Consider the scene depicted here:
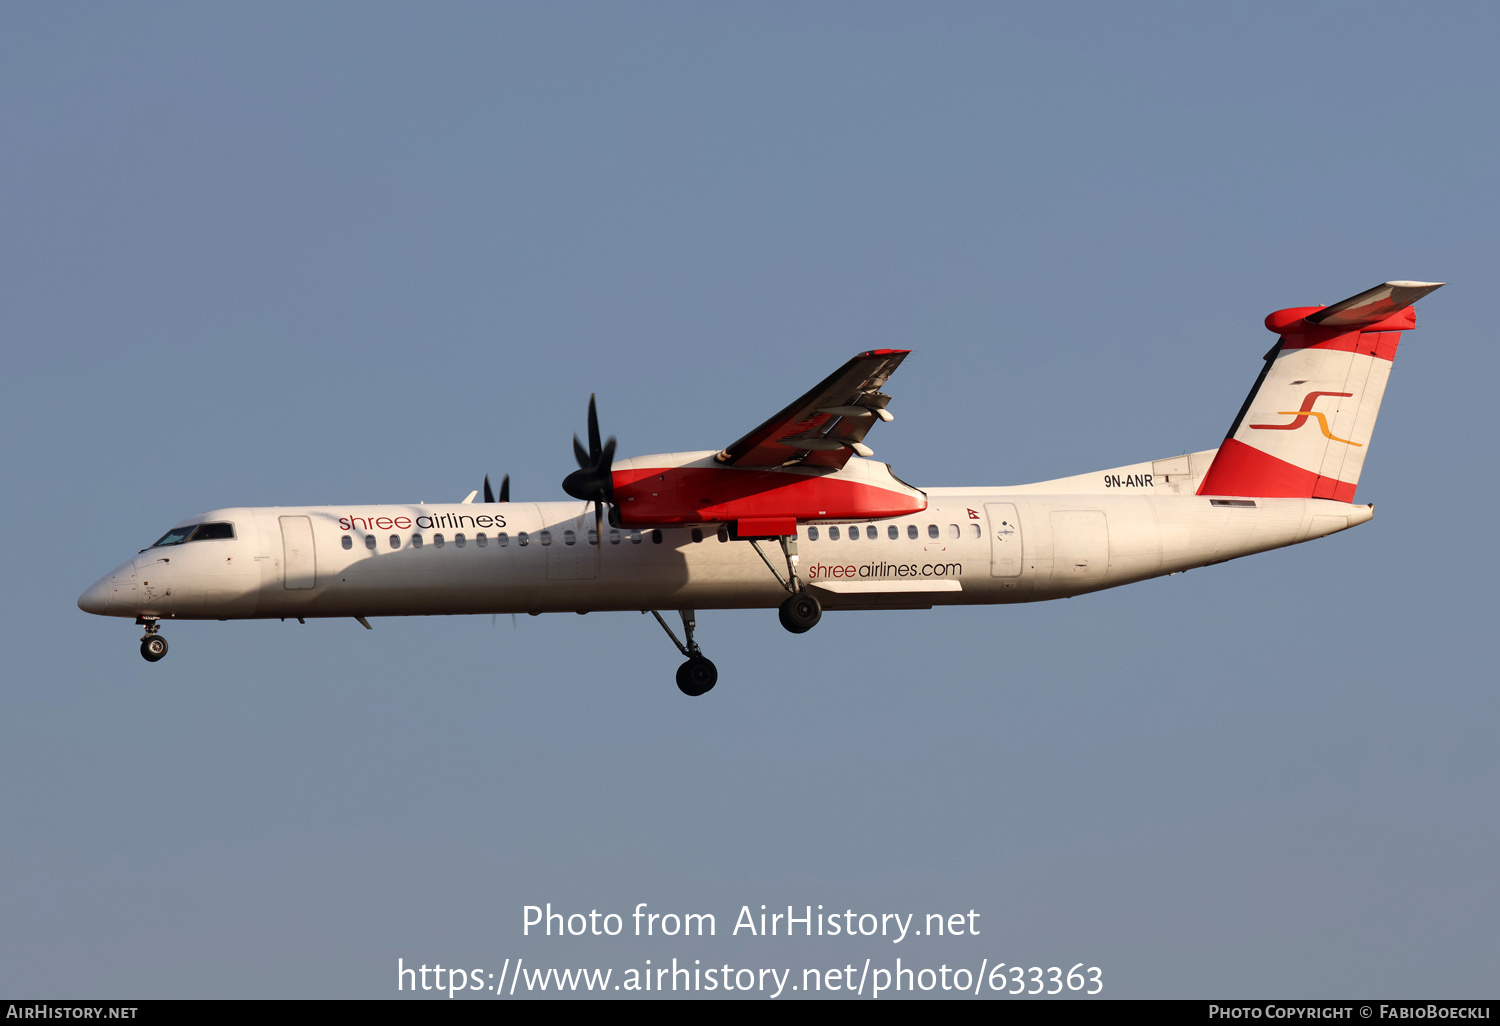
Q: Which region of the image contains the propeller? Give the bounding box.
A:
[482,474,510,503]
[561,393,616,535]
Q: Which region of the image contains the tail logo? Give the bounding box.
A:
[1249,391,1362,447]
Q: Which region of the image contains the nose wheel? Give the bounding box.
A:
[138,619,168,662]
[649,609,718,696]
[675,656,718,697]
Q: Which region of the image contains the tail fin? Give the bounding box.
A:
[1197,281,1443,501]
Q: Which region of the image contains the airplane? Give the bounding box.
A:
[79,280,1443,696]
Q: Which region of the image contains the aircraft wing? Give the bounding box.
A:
[715,349,911,469]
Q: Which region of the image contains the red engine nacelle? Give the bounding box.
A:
[609,452,926,529]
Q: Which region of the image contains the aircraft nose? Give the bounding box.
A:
[78,578,112,615]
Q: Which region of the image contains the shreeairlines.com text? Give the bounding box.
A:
[398,957,1103,997]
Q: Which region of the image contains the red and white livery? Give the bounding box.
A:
[79,280,1444,695]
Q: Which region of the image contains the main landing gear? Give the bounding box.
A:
[749,533,823,635]
[646,530,825,696]
[138,617,168,662]
[649,609,718,696]
[778,591,822,633]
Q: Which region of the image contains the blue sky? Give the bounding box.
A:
[2,1,1496,998]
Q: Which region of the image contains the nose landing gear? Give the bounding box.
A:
[137,617,168,662]
[649,609,718,696]
[674,655,718,697]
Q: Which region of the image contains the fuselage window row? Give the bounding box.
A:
[340,521,977,554]
[805,522,965,543]
[350,528,699,550]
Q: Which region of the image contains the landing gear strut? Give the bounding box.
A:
[649,609,718,696]
[750,533,823,634]
[137,617,168,662]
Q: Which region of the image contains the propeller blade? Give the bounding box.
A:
[499,474,510,503]
[587,394,602,459]
[562,394,618,512]
[600,439,616,498]
[483,475,494,503]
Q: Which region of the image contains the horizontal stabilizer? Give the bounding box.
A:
[1304,281,1444,328]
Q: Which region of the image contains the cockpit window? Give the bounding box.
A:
[150,525,198,548]
[148,521,235,548]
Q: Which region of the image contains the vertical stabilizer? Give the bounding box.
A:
[1197,281,1442,501]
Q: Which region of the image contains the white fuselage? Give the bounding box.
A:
[78,451,1372,622]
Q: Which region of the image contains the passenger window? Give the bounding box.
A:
[630,530,642,544]
[564,530,576,546]
[907,525,918,540]
[390,535,401,549]
[888,525,899,540]
[342,536,353,550]
[970,523,982,539]
[829,526,840,540]
[928,524,939,539]
[455,533,466,548]
[848,527,858,541]
[476,533,487,548]
[651,529,663,544]
[191,522,235,541]
[540,530,552,546]
[365,534,377,550]
[807,526,820,541]
[691,528,703,543]
[609,530,621,545]
[867,525,877,539]
[948,524,959,539]
[497,532,509,547]
[434,533,445,548]
[517,532,529,547]
[411,534,423,549]
[587,529,598,546]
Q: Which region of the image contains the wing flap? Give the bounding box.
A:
[717,350,910,469]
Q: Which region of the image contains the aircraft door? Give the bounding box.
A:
[279,516,317,589]
[1050,510,1109,579]
[985,502,1023,578]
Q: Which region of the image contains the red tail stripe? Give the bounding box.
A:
[1197,438,1356,502]
[1279,330,1402,360]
